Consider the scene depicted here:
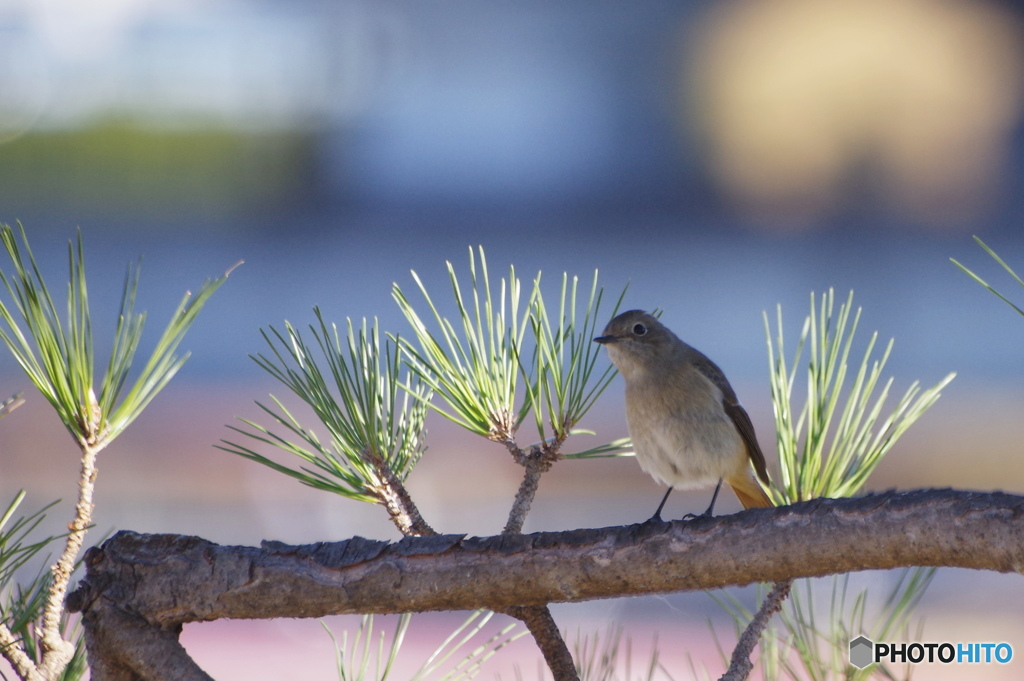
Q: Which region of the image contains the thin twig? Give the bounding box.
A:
[495,435,527,465]
[503,435,564,535]
[0,622,43,681]
[504,453,547,535]
[506,606,579,681]
[719,579,793,681]
[368,451,436,538]
[500,434,577,680]
[39,445,100,679]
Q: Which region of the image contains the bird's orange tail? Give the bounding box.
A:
[727,473,773,509]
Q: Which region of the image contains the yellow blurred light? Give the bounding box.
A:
[689,0,1024,227]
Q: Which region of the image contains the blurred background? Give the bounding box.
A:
[2,0,1024,678]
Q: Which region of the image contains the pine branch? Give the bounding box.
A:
[67,489,1024,681]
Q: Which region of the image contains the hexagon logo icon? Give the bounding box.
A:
[850,636,874,669]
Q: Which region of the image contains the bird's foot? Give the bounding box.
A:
[640,511,669,527]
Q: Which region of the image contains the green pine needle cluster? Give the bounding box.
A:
[222,311,430,502]
[0,492,58,601]
[392,248,532,443]
[0,223,235,450]
[765,289,955,503]
[528,271,624,445]
[233,246,631,505]
[394,246,629,457]
[325,610,524,681]
[0,224,231,681]
[702,287,954,681]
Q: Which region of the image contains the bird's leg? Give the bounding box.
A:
[683,478,723,520]
[702,478,724,517]
[646,487,673,523]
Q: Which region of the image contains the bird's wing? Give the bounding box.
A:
[723,401,770,485]
[690,352,771,486]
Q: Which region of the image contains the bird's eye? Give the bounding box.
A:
[632,323,647,336]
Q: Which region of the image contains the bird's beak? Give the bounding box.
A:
[593,334,618,345]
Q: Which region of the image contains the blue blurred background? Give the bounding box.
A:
[2,0,1024,677]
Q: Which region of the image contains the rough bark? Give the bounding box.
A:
[81,606,212,681]
[506,605,579,680]
[68,489,1024,680]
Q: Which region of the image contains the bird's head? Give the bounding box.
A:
[593,309,679,379]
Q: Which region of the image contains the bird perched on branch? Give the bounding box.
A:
[594,309,771,520]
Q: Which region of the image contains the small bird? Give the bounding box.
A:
[594,310,772,519]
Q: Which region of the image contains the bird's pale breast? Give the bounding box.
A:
[623,368,745,489]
